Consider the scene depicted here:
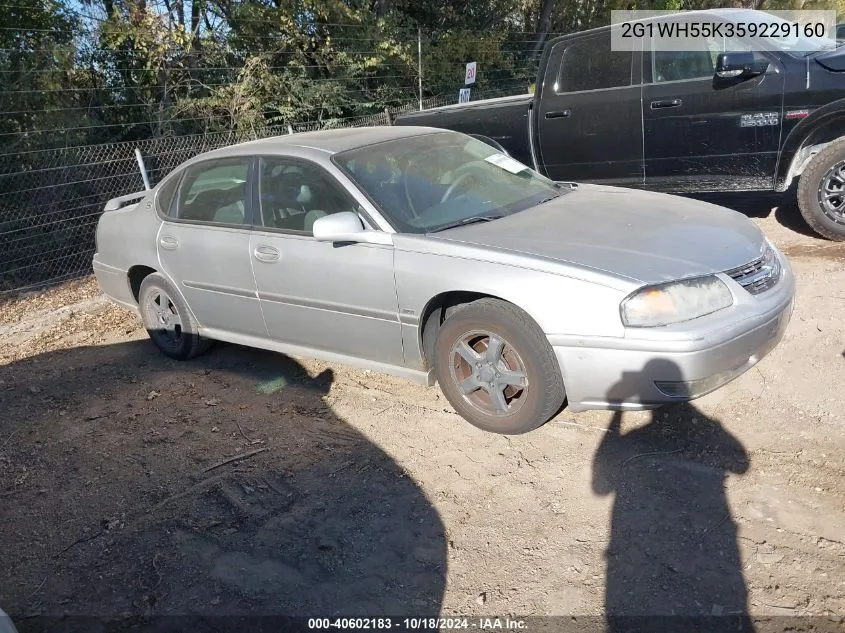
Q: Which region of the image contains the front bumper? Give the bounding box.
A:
[552,256,795,412]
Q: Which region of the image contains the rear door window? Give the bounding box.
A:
[174,158,251,225]
[559,33,633,93]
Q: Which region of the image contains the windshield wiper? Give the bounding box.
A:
[429,215,503,233]
[537,195,560,204]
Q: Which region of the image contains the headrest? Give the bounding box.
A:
[296,184,313,204]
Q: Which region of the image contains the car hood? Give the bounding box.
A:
[433,184,766,284]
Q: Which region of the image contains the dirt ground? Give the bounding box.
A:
[1,196,844,631]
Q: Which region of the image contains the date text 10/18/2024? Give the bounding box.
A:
[308,618,528,630]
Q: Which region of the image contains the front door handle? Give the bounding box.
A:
[159,235,179,250]
[544,109,572,119]
[650,99,683,109]
[253,244,281,263]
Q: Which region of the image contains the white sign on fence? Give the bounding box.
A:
[458,88,471,104]
[465,61,477,85]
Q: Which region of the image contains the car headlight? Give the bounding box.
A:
[621,275,734,327]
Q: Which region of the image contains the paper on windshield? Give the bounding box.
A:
[485,153,529,174]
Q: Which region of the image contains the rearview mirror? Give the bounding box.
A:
[312,211,393,245]
[715,51,770,82]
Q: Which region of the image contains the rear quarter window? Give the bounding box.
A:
[156,172,182,217]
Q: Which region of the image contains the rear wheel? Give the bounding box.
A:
[797,137,845,241]
[138,273,212,360]
[433,298,565,434]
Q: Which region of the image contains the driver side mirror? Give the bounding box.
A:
[312,211,393,245]
[715,51,770,83]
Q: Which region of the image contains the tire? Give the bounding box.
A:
[138,273,212,360]
[433,298,565,434]
[797,137,845,241]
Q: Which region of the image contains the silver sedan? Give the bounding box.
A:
[93,127,794,434]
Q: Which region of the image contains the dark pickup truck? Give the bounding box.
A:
[396,9,845,239]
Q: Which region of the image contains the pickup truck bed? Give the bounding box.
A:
[396,94,535,169]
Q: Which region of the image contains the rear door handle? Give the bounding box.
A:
[159,235,179,250]
[544,109,572,119]
[650,99,683,109]
[253,244,281,263]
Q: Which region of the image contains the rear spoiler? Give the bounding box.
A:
[104,191,147,211]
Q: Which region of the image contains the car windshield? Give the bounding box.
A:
[333,132,565,234]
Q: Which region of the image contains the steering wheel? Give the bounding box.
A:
[402,154,427,218]
[440,162,484,203]
[403,149,446,218]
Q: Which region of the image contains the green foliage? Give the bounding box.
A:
[2,0,843,153]
[0,0,79,152]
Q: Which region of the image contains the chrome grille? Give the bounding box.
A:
[724,247,781,295]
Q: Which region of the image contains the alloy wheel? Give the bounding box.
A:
[144,288,183,351]
[449,330,529,417]
[818,159,845,224]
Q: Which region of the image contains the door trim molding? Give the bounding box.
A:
[258,291,398,322]
[183,280,258,299]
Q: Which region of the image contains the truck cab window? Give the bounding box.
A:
[653,49,715,82]
[652,33,751,83]
[559,34,632,93]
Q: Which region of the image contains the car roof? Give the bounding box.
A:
[198,125,446,160]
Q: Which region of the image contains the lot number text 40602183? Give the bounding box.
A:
[307,617,528,630]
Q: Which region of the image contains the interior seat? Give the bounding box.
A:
[183,184,245,223]
[303,209,328,232]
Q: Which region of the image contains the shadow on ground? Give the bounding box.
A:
[0,340,446,631]
[593,360,754,632]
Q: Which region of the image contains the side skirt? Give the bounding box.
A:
[199,327,437,387]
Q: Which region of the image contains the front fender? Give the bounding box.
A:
[775,97,845,190]
[394,248,628,368]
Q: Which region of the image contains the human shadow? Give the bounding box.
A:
[0,340,446,631]
[592,359,754,633]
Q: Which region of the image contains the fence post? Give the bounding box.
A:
[384,108,393,126]
[418,26,423,111]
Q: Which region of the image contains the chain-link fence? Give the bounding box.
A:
[0,94,474,296]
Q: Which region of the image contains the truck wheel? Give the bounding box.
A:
[433,298,565,434]
[139,273,212,360]
[797,137,845,241]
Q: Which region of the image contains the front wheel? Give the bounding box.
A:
[433,299,566,434]
[797,137,845,241]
